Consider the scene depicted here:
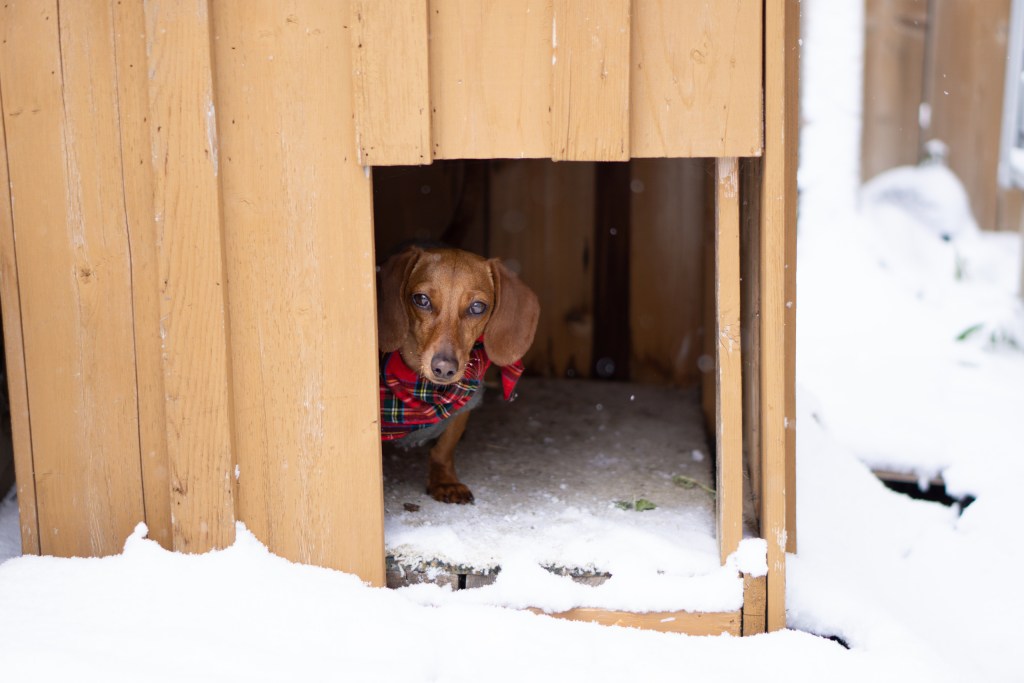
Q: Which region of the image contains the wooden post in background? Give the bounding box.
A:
[861,0,928,181]
[925,0,1021,232]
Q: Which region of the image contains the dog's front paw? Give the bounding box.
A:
[427,482,475,504]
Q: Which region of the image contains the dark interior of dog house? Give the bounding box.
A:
[372,159,752,589]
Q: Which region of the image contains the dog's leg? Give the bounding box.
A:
[426,410,474,504]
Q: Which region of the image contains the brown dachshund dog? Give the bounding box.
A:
[377,246,540,504]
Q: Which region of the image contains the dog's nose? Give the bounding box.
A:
[431,354,458,381]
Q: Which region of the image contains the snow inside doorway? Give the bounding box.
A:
[382,378,759,612]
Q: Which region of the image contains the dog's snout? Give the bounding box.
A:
[431,353,459,381]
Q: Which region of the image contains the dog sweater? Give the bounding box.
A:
[379,340,524,441]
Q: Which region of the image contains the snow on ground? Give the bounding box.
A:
[1,0,1023,680]
[383,379,750,613]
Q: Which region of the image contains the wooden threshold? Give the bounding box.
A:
[527,573,767,637]
[530,607,741,637]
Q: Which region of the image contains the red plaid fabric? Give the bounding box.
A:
[380,340,524,441]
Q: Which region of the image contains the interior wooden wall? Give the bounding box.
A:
[862,0,1024,231]
[373,159,709,387]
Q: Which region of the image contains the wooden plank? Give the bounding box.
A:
[924,0,1018,230]
[429,0,553,159]
[861,0,928,181]
[112,0,173,551]
[551,0,631,161]
[592,163,631,380]
[715,158,743,564]
[144,0,235,554]
[351,0,431,165]
[784,11,800,554]
[741,573,767,635]
[531,607,742,636]
[489,161,594,378]
[629,159,708,387]
[700,161,716,431]
[740,158,763,525]
[211,1,384,584]
[760,0,799,631]
[0,62,40,556]
[0,1,145,557]
[630,0,763,158]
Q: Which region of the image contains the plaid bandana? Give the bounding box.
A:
[380,340,524,441]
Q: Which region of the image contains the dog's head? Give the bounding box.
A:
[377,246,540,384]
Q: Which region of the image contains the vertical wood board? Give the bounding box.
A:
[630,0,763,158]
[551,0,631,161]
[861,0,928,181]
[592,163,631,380]
[429,0,553,159]
[212,0,385,583]
[925,0,1018,230]
[351,0,431,165]
[760,0,797,632]
[112,0,174,550]
[783,0,800,555]
[740,157,763,525]
[629,159,707,387]
[144,0,236,553]
[0,56,40,556]
[0,1,145,557]
[715,158,742,564]
[490,161,595,378]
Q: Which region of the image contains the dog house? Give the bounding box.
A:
[0,0,797,635]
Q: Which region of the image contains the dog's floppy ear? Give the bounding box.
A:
[377,247,421,352]
[484,259,540,366]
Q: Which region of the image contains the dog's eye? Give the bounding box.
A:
[412,293,431,310]
[468,301,488,316]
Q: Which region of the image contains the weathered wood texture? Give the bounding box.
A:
[112,0,173,551]
[741,573,767,635]
[863,0,1023,231]
[360,0,762,162]
[629,159,708,387]
[429,0,554,159]
[861,0,928,180]
[630,0,763,157]
[0,58,39,556]
[211,1,384,582]
[0,1,145,557]
[144,0,237,554]
[552,1,632,161]
[761,0,799,631]
[715,158,743,564]
[531,607,742,636]
[351,0,432,165]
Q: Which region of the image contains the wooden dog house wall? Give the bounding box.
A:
[0,1,797,633]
